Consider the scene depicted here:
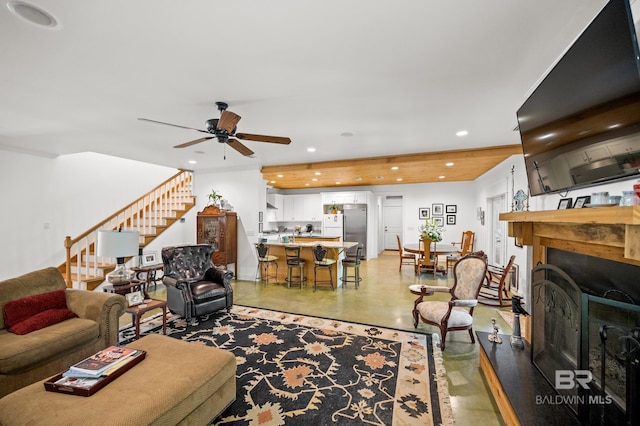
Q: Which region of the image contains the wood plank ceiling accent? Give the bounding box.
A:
[262,145,523,189]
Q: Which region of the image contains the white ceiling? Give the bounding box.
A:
[1,0,615,176]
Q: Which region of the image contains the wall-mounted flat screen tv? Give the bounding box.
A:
[517,0,640,196]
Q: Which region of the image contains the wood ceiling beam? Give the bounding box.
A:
[262,145,523,189]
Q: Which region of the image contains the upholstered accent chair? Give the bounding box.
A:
[162,244,233,321]
[413,251,488,350]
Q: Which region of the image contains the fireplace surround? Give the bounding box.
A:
[500,206,640,425]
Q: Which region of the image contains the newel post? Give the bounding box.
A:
[64,236,72,288]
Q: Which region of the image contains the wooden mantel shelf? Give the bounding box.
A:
[500,205,640,225]
[500,206,640,266]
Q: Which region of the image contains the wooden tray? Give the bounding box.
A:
[44,350,146,397]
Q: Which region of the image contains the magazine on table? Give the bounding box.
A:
[67,346,137,377]
[54,376,104,389]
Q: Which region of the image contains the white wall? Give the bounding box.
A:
[0,150,178,280]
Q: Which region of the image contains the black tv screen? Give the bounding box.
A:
[517,0,640,196]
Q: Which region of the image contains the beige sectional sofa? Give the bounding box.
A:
[0,267,125,398]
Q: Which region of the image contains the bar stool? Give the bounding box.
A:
[285,245,306,288]
[341,245,363,289]
[312,244,336,291]
[255,243,278,284]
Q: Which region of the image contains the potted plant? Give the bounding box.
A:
[330,203,338,214]
[419,218,444,242]
[208,190,223,207]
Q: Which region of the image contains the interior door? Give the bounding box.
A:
[382,196,403,250]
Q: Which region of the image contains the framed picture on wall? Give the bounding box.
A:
[432,203,444,216]
[434,217,444,227]
[446,204,457,214]
[419,207,430,219]
[258,211,263,223]
[557,198,573,209]
[574,195,590,208]
[446,215,456,225]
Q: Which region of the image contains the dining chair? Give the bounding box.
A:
[396,235,416,272]
[312,244,336,291]
[255,243,278,285]
[446,231,475,272]
[479,255,516,306]
[416,237,438,278]
[413,251,488,350]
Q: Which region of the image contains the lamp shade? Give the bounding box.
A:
[97,230,139,258]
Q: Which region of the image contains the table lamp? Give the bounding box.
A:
[97,229,140,285]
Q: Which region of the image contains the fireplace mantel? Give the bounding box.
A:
[500,206,640,266]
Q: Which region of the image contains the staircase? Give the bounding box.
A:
[59,170,195,290]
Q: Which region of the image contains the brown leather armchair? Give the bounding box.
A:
[162,244,233,321]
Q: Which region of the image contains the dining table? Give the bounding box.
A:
[403,243,458,256]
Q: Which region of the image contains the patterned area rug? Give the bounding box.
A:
[120,306,453,425]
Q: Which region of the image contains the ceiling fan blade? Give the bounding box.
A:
[173,137,214,148]
[226,138,255,157]
[138,118,209,133]
[217,111,241,133]
[235,133,291,144]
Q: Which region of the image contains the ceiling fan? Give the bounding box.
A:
[138,101,291,157]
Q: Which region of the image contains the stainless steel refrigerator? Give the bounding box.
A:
[343,204,367,258]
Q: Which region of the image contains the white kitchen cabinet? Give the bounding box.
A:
[304,194,322,221]
[283,195,304,221]
[267,193,284,221]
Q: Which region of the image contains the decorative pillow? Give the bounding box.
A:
[3,289,68,328]
[7,308,78,335]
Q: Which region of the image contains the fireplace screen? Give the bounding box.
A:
[582,295,640,424]
[531,264,582,412]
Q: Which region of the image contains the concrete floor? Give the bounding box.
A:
[141,251,513,425]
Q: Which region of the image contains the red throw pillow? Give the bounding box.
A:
[7,308,78,335]
[3,289,68,328]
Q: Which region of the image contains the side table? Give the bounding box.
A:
[409,284,435,296]
[103,281,148,299]
[131,264,164,290]
[125,299,167,340]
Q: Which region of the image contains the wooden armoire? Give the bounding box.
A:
[196,205,237,276]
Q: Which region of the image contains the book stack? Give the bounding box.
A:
[45,346,146,396]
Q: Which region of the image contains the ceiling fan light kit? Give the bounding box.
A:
[138,101,291,158]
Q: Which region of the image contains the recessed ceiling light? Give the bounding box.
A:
[195,150,205,154]
[277,174,283,178]
[7,1,59,28]
[456,130,468,137]
[307,147,316,152]
[314,172,321,175]
[312,178,318,182]
[439,175,445,179]
[340,132,355,137]
[336,181,341,185]
[270,180,276,184]
[305,183,310,186]
[376,176,384,179]
[188,160,197,164]
[445,162,454,167]
[391,166,399,170]
[355,177,362,181]
[396,178,403,182]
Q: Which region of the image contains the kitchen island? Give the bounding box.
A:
[259,240,358,287]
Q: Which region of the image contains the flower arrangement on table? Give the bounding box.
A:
[419,218,444,242]
[293,225,302,234]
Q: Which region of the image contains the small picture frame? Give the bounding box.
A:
[446,204,457,214]
[432,203,444,216]
[557,198,573,209]
[258,211,263,223]
[258,223,263,233]
[141,252,158,266]
[419,207,430,219]
[125,291,143,307]
[574,195,590,208]
[446,215,456,225]
[434,217,444,227]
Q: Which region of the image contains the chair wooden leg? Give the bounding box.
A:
[440,327,447,351]
[413,309,419,328]
[468,328,475,344]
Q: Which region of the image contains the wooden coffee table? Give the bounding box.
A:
[125,299,167,340]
